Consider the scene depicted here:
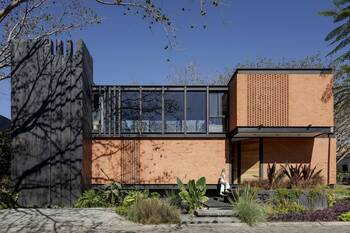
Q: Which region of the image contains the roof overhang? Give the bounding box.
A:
[230,127,332,138]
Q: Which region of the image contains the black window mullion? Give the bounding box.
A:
[206,86,209,135]
[113,86,116,136]
[139,87,142,135]
[118,86,121,136]
[108,87,111,136]
[184,86,187,135]
[162,87,164,135]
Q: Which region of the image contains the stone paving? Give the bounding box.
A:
[1,208,350,233]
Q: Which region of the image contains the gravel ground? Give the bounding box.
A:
[1,208,350,233]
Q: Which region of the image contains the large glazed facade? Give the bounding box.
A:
[11,40,336,206]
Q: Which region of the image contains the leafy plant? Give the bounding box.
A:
[269,198,350,222]
[233,185,267,226]
[102,183,125,206]
[337,171,350,184]
[0,190,18,209]
[301,164,323,181]
[127,198,181,224]
[267,163,285,189]
[176,177,209,214]
[280,163,323,188]
[281,164,303,187]
[269,188,305,214]
[74,189,107,208]
[116,190,160,216]
[333,185,350,200]
[339,211,350,221]
[0,132,11,178]
[164,190,182,207]
[272,199,306,214]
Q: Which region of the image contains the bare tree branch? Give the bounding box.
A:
[0,0,28,23]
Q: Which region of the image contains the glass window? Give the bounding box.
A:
[186,91,206,133]
[164,91,184,132]
[92,93,103,133]
[121,91,140,133]
[209,92,227,132]
[142,91,162,132]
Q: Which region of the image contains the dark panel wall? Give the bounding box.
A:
[11,39,93,207]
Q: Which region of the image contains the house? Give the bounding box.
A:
[91,69,336,187]
[0,115,11,131]
[10,39,336,207]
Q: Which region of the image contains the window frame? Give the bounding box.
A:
[91,85,228,137]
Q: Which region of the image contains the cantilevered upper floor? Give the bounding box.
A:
[228,69,334,138]
[91,69,334,139]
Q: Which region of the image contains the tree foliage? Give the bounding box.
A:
[321,0,350,162]
[168,54,328,85]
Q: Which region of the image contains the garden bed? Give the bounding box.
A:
[268,198,350,222]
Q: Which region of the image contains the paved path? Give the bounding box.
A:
[1,208,350,233]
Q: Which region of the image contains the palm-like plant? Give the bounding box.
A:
[267,163,285,189]
[321,1,350,165]
[301,164,323,181]
[320,0,350,63]
[280,163,304,187]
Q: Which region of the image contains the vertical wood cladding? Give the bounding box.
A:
[247,73,289,126]
[11,39,92,207]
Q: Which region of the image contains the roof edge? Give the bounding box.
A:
[228,68,333,84]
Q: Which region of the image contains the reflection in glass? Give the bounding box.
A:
[121,91,140,133]
[186,91,206,133]
[164,91,184,132]
[209,92,227,132]
[142,91,162,132]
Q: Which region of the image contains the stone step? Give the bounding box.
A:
[195,208,238,217]
[181,215,240,224]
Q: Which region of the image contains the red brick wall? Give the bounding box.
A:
[92,139,230,184]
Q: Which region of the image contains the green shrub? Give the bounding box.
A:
[116,205,128,216]
[127,198,181,224]
[267,163,285,189]
[275,188,302,202]
[337,171,350,184]
[164,190,182,207]
[0,132,11,178]
[115,190,160,216]
[0,191,18,209]
[234,185,266,226]
[272,199,305,214]
[333,185,350,200]
[339,211,350,221]
[176,176,209,214]
[74,189,108,208]
[102,183,126,206]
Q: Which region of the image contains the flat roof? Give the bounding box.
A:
[228,68,333,85]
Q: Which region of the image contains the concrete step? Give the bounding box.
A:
[195,208,238,217]
[181,214,240,224]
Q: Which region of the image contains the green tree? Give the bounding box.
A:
[321,0,350,163]
[168,54,327,85]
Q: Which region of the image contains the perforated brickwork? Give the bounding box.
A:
[247,73,289,126]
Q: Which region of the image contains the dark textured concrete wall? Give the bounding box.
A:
[11,39,93,207]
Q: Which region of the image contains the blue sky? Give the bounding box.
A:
[0,0,335,118]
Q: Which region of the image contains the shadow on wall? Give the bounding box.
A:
[263,138,314,164]
[92,139,171,184]
[11,39,93,207]
[91,138,230,185]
